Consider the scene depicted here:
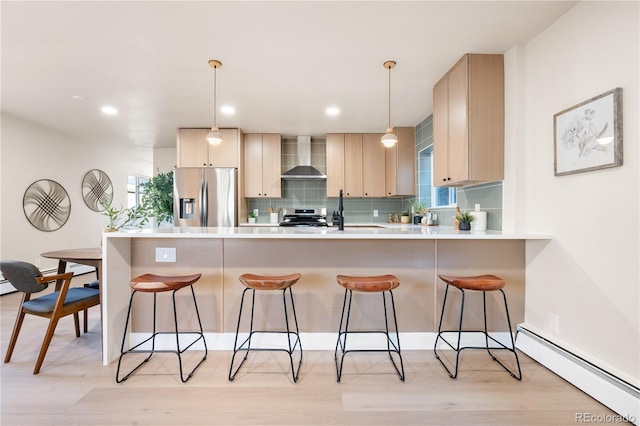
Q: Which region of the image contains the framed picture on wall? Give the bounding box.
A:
[553,88,623,176]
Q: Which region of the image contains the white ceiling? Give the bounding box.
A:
[1,1,577,149]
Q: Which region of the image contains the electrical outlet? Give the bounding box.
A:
[155,247,176,263]
[253,209,259,216]
[548,313,559,333]
[373,209,379,217]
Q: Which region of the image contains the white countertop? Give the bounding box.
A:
[106,224,550,240]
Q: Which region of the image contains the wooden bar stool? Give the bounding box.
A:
[115,273,207,383]
[334,274,405,382]
[434,274,521,380]
[229,273,303,383]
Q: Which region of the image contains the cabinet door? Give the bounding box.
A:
[244,133,264,197]
[344,134,363,197]
[385,127,416,197]
[448,55,470,183]
[394,127,416,196]
[362,133,386,197]
[326,134,345,198]
[261,134,281,198]
[177,129,209,167]
[208,128,240,168]
[467,54,504,182]
[433,77,450,186]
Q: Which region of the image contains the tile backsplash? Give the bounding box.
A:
[247,138,406,224]
[414,115,503,230]
[248,127,503,230]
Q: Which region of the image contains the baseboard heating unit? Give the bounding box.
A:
[516,325,639,424]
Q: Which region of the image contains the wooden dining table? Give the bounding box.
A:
[41,247,102,282]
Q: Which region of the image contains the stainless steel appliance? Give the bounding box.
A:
[279,209,328,227]
[173,167,237,227]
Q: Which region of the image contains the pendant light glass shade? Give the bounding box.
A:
[206,128,223,145]
[381,128,398,148]
[208,59,223,146]
[381,60,397,148]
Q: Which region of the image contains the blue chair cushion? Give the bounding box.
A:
[23,287,99,314]
[84,280,100,289]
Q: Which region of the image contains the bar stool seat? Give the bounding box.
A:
[334,274,405,382]
[115,273,207,383]
[229,273,303,383]
[434,273,521,380]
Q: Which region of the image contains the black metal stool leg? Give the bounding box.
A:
[434,285,466,379]
[229,288,253,381]
[116,291,157,383]
[435,283,522,380]
[172,285,208,383]
[484,289,522,380]
[335,289,353,382]
[283,287,303,383]
[384,290,405,381]
[229,286,303,383]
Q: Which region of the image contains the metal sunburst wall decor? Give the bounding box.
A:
[22,179,71,232]
[82,169,113,211]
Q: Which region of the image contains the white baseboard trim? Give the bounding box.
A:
[516,326,639,424]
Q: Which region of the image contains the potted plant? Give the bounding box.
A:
[248,212,257,224]
[411,199,427,224]
[400,211,411,224]
[102,201,150,231]
[140,171,174,226]
[455,210,474,231]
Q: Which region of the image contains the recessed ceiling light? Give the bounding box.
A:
[101,106,118,115]
[326,106,340,116]
[220,105,235,115]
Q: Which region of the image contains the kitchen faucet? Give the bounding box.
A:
[338,189,344,231]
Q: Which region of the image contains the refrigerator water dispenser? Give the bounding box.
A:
[179,198,195,219]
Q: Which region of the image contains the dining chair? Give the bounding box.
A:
[1,260,101,374]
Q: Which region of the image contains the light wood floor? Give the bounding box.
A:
[1,276,621,426]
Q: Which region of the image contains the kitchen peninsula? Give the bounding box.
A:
[101,226,550,364]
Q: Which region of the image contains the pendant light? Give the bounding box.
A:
[206,59,223,145]
[381,60,398,148]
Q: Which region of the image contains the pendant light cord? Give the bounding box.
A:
[387,64,392,129]
[213,64,217,129]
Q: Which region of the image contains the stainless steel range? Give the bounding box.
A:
[279,209,328,227]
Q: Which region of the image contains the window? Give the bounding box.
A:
[127,174,149,208]
[418,146,456,208]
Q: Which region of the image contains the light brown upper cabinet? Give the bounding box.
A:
[326,133,385,198]
[244,133,282,198]
[433,54,504,187]
[177,128,241,168]
[385,127,415,197]
[326,134,346,198]
[362,133,386,197]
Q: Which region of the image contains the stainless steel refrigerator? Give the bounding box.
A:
[173,167,237,227]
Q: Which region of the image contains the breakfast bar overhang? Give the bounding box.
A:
[101,226,550,365]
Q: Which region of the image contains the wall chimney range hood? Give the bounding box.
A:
[281,135,326,179]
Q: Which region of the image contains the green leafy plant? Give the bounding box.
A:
[455,211,475,223]
[249,212,256,219]
[102,202,150,230]
[411,199,427,215]
[140,171,174,224]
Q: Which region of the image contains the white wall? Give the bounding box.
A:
[153,147,177,175]
[0,113,153,272]
[505,1,639,386]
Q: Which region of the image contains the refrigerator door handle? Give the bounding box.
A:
[199,177,208,227]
